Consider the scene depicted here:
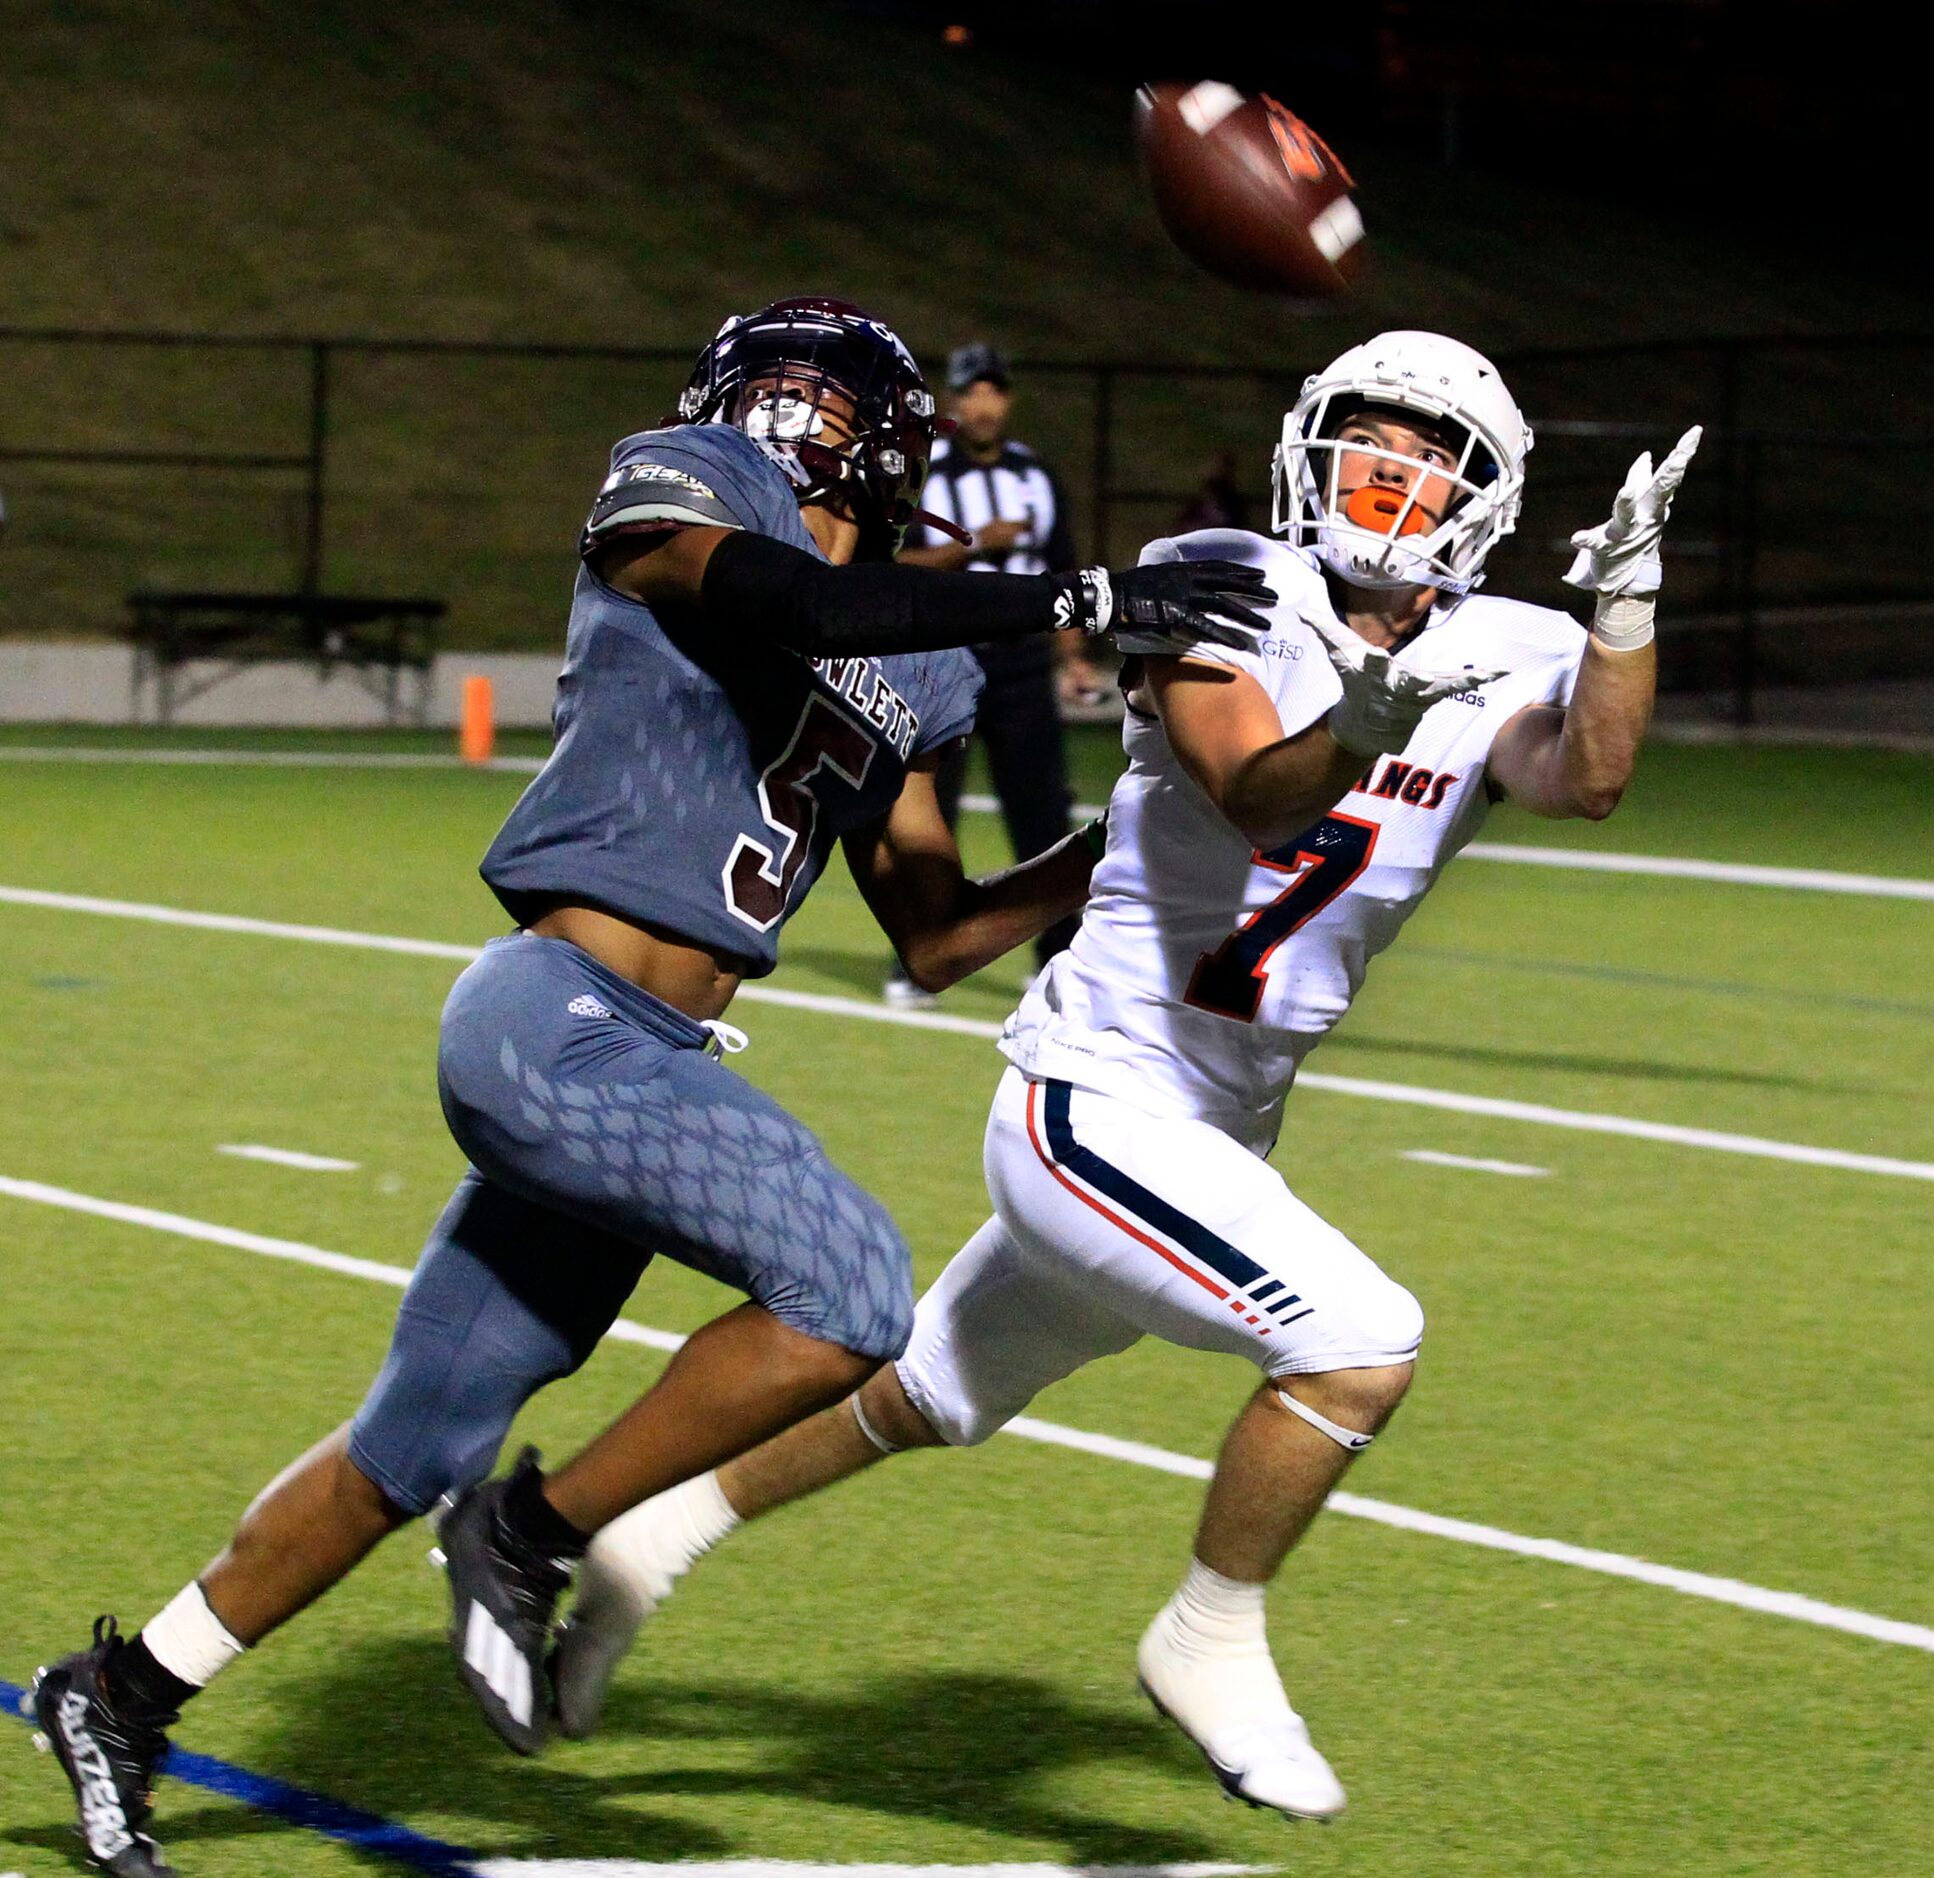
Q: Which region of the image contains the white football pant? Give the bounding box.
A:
[898,1068,1424,1447]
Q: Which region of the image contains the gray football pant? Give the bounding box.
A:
[348,932,914,1514]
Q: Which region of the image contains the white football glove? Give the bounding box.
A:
[1563,426,1703,600]
[1304,613,1505,757]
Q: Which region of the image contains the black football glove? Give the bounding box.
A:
[1051,559,1276,655]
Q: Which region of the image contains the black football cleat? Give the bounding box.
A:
[29,1617,179,1877]
[435,1447,574,1756]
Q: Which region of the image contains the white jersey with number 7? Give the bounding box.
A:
[999,528,1586,1152]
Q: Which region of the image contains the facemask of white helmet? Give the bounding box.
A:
[1270,335,1531,597]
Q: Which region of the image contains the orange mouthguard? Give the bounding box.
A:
[1343,484,1431,537]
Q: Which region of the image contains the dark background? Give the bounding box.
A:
[878,0,1909,267]
[0,0,1927,728]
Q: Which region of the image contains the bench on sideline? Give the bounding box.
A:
[125,590,446,726]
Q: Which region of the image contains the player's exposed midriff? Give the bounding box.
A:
[527,901,746,1022]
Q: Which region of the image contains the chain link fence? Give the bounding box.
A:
[2,326,1928,728]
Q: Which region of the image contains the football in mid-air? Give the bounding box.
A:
[1134,81,1364,297]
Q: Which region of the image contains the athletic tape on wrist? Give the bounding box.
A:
[1275,1389,1375,1452]
[1593,593,1656,651]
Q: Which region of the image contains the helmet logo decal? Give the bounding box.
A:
[674,298,940,559]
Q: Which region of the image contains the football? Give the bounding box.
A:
[1134,80,1365,297]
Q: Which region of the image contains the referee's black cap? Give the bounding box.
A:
[946,342,1011,393]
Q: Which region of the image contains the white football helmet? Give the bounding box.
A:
[1271,331,1531,594]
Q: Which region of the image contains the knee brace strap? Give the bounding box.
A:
[850,1392,903,1456]
[1276,1388,1374,1452]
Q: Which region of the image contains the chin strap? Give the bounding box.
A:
[909,506,972,547]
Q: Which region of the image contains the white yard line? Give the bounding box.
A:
[0,885,480,960]
[1297,1071,1934,1182]
[0,1176,419,1290]
[218,1144,361,1172]
[961,795,1934,900]
[1456,841,1934,903]
[731,978,1014,1042]
[1400,1150,1549,1177]
[0,1175,686,1354]
[2,748,1928,897]
[3,884,1930,1182]
[2,1171,1929,1656]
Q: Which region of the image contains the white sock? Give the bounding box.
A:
[577,1472,741,1622]
[1151,1559,1292,1731]
[142,1582,246,1689]
[1165,1558,1269,1660]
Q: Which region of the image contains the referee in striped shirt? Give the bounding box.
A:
[890,342,1105,1006]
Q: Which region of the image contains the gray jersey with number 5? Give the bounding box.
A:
[481,423,983,974]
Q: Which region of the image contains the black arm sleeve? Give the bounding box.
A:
[701,528,1070,658]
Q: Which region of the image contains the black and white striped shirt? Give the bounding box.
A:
[910,437,1077,577]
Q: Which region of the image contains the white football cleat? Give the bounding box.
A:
[548,1498,698,1740]
[548,1569,659,1742]
[1136,1600,1347,1821]
[549,1472,743,1740]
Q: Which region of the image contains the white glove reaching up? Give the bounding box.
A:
[1564,427,1703,600]
[1304,613,1505,757]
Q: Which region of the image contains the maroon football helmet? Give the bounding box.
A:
[679,297,953,560]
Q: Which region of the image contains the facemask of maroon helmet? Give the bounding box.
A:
[678,297,966,560]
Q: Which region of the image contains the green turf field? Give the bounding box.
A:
[2,728,1931,1877]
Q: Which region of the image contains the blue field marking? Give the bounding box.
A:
[3,1677,480,1874]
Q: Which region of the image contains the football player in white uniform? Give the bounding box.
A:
[546,333,1701,1820]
